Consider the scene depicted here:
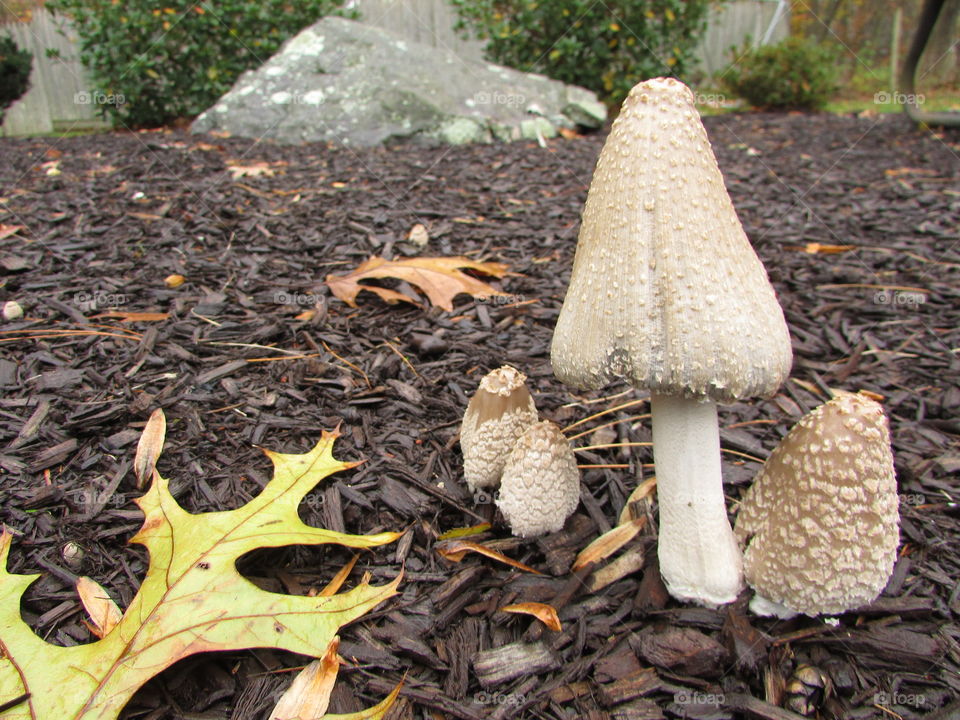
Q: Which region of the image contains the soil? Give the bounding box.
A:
[1,111,958,720]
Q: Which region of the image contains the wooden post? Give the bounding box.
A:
[891,7,902,94]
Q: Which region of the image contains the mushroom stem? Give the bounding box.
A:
[650,393,743,606]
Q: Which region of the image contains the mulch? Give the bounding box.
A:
[0,111,958,720]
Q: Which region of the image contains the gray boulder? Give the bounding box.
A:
[191,16,606,146]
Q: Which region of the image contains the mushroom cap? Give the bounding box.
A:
[497,420,581,537]
[551,77,792,403]
[460,366,538,491]
[734,392,900,616]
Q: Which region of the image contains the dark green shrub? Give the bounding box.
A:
[46,0,354,127]
[451,0,712,106]
[0,35,32,121]
[721,37,838,111]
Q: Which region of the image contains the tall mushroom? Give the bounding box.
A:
[551,78,792,606]
[735,392,900,617]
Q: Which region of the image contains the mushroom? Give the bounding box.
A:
[496,420,581,537]
[734,391,900,617]
[460,365,538,492]
[550,77,792,606]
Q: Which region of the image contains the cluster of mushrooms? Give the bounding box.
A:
[459,78,900,619]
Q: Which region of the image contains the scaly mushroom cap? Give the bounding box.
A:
[460,366,538,491]
[734,392,900,616]
[551,77,792,403]
[497,420,581,537]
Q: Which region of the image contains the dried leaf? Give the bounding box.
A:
[268,639,339,720]
[164,274,185,288]
[93,312,170,322]
[437,523,492,540]
[227,161,278,179]
[76,577,122,639]
[318,555,358,597]
[326,256,511,312]
[618,478,657,525]
[435,539,543,575]
[500,602,562,631]
[406,223,429,247]
[786,242,856,254]
[573,517,646,571]
[0,425,402,720]
[133,409,166,489]
[0,224,25,241]
[587,547,646,592]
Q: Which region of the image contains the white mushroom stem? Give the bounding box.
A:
[650,393,743,606]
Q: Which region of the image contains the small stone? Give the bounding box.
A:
[2,300,23,321]
[520,117,557,141]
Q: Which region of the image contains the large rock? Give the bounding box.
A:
[191,16,606,146]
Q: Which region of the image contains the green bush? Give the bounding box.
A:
[0,35,32,121]
[451,0,712,106]
[46,0,354,127]
[720,37,839,111]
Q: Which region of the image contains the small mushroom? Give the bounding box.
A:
[734,392,900,617]
[460,365,538,492]
[496,420,581,537]
[551,77,792,606]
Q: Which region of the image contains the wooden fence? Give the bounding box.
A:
[2,1,789,137]
[1,8,111,136]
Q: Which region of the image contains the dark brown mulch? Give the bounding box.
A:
[1,111,958,720]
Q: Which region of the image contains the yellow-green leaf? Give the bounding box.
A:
[0,422,401,720]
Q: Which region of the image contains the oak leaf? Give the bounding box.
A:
[326,256,511,312]
[0,420,401,719]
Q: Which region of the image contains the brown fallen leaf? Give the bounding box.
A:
[406,223,429,247]
[618,478,657,525]
[0,224,25,241]
[133,409,166,489]
[77,576,123,639]
[93,311,170,322]
[573,517,646,571]
[587,546,646,592]
[269,636,403,720]
[227,161,284,179]
[268,637,339,719]
[436,539,543,575]
[326,255,511,312]
[785,242,856,254]
[318,555,359,597]
[164,274,185,289]
[437,523,492,540]
[501,602,562,631]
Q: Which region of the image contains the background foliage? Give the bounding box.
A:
[46,0,353,127]
[721,37,839,110]
[451,0,712,106]
[0,35,32,122]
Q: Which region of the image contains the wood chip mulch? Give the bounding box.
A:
[1,111,958,720]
